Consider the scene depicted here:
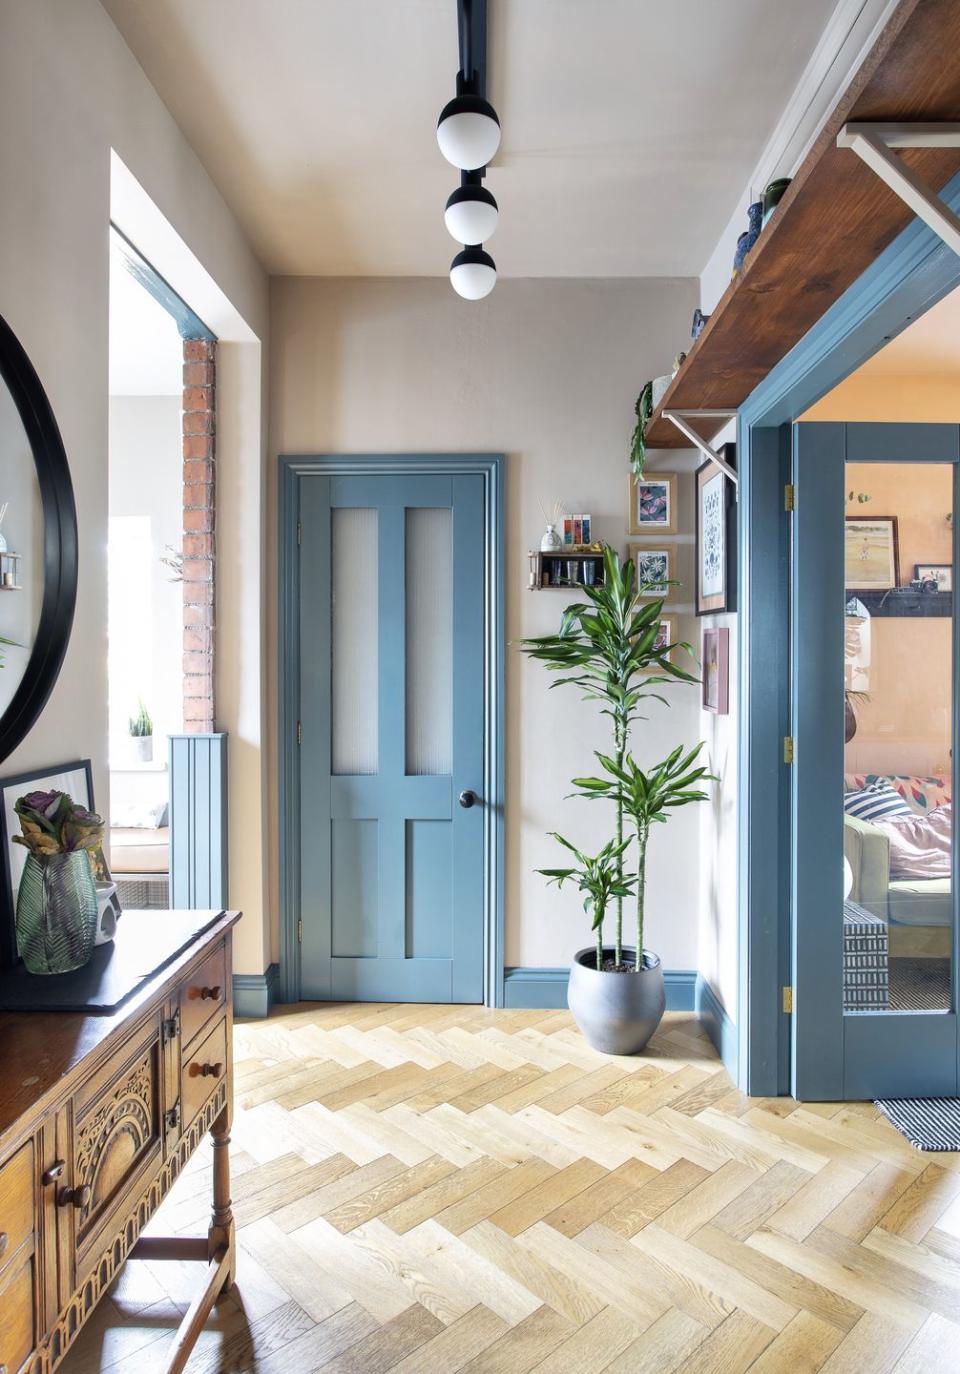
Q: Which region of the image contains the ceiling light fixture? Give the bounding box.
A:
[450,247,497,300]
[439,0,499,298]
[444,178,499,245]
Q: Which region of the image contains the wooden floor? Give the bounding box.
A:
[61,1004,960,1373]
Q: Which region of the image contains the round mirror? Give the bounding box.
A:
[0,314,77,760]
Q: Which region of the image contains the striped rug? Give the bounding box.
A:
[876,1096,960,1150]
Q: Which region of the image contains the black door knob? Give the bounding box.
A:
[458,790,478,809]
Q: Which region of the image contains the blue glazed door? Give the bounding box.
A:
[298,471,485,1003]
[792,422,960,1099]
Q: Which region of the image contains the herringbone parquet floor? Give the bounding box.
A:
[62,1004,960,1373]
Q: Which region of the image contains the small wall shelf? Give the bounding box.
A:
[528,548,607,591]
[0,550,22,590]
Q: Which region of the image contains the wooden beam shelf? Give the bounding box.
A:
[644,0,960,451]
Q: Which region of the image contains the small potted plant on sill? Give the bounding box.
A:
[128,697,154,764]
[522,545,715,1054]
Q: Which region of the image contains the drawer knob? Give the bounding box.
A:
[58,1184,91,1209]
[42,1159,65,1186]
[192,1061,223,1079]
[198,985,221,1002]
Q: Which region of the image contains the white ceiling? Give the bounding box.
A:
[101,0,838,278]
[109,244,183,395]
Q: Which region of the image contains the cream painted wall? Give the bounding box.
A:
[268,276,705,972]
[0,0,269,973]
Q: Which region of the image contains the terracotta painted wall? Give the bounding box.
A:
[844,461,952,779]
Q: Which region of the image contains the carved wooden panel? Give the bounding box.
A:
[72,1042,160,1243]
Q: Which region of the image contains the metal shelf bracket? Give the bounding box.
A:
[838,122,960,258]
[661,409,738,485]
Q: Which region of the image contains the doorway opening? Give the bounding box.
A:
[107,227,217,909]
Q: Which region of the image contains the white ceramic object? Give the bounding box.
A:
[540,524,563,552]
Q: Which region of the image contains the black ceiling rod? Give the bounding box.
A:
[456,0,487,99]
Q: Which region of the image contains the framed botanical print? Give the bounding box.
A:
[702,626,730,714]
[845,516,899,590]
[628,541,680,603]
[915,562,952,591]
[695,451,736,615]
[628,473,677,535]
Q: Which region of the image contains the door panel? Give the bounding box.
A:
[299,470,485,1003]
[793,422,960,1100]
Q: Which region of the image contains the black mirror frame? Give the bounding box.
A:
[0,313,78,762]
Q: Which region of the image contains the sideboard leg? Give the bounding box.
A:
[208,1102,235,1292]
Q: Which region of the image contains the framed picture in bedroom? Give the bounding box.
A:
[0,759,113,969]
[628,472,677,535]
[628,541,681,603]
[702,626,730,714]
[845,516,899,591]
[695,448,737,615]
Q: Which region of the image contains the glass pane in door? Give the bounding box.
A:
[405,507,453,775]
[331,507,378,775]
[843,461,953,1012]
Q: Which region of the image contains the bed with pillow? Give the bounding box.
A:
[843,774,952,957]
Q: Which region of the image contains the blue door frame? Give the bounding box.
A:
[737,170,960,1097]
[278,454,506,1007]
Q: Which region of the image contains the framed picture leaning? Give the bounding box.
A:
[695,446,737,616]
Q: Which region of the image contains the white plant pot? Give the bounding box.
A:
[132,735,153,764]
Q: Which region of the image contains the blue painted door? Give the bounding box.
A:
[298,472,485,1002]
[792,422,960,1099]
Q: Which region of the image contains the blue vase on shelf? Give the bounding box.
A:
[732,201,763,275]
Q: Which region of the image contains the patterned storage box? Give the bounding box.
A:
[843,900,889,1011]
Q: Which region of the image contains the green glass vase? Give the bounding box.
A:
[15,851,98,974]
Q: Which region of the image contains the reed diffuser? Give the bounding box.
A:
[538,497,565,552]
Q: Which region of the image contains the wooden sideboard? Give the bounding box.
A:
[0,910,241,1374]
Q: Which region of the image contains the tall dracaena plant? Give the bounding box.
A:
[574,746,716,966]
[520,545,698,965]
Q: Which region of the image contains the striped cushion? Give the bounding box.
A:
[843,781,912,823]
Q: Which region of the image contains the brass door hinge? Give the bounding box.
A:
[298,919,303,944]
[783,736,795,764]
[782,986,794,1014]
[784,483,795,512]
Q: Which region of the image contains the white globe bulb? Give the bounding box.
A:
[437,96,501,171]
[450,248,496,300]
[444,185,499,244]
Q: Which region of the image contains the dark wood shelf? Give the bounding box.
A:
[848,588,952,617]
[528,548,606,592]
[644,0,960,451]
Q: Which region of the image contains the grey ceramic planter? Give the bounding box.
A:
[568,947,666,1055]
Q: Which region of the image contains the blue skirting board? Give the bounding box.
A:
[233,964,279,1019]
[503,966,697,1012]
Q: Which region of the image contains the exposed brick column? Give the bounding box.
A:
[182,339,216,733]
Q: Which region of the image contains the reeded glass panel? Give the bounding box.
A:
[843,461,953,1013]
[406,507,453,775]
[331,507,378,775]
